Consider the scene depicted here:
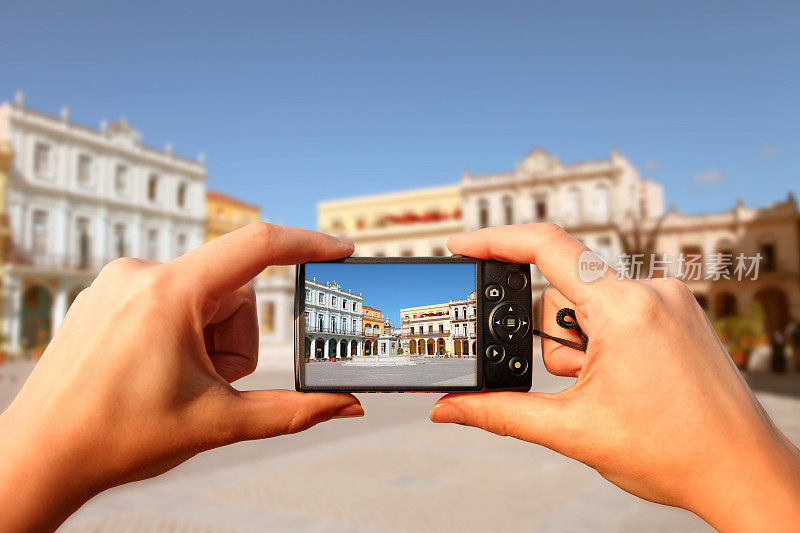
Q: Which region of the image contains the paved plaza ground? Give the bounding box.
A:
[1,350,799,532]
[305,357,476,387]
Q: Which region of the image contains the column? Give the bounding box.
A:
[96,206,108,266]
[324,338,330,359]
[3,276,22,352]
[51,284,68,334]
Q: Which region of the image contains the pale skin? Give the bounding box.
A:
[0,223,798,532]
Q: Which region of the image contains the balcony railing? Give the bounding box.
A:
[405,331,450,337]
[452,332,477,339]
[7,249,115,272]
[305,326,362,336]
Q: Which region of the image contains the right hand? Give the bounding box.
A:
[430,224,800,532]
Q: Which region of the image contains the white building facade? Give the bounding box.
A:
[0,95,206,352]
[304,278,363,359]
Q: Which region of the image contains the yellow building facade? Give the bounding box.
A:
[318,185,463,257]
[362,305,383,355]
[205,189,261,242]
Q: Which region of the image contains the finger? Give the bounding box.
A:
[170,223,354,297]
[447,224,616,306]
[540,285,586,377]
[222,391,363,442]
[429,392,577,455]
[202,285,259,382]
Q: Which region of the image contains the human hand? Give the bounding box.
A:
[0,223,362,533]
[430,224,800,532]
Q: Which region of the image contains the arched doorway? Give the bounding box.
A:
[437,338,445,355]
[315,338,324,358]
[755,288,789,334]
[454,341,461,356]
[418,339,425,355]
[471,341,476,355]
[329,339,338,358]
[350,340,357,356]
[461,340,468,356]
[305,337,312,357]
[21,285,52,349]
[409,341,416,355]
[364,340,372,355]
[339,339,348,359]
[427,339,435,355]
[715,292,737,319]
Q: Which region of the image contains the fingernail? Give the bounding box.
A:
[336,237,354,247]
[332,403,364,419]
[429,403,464,424]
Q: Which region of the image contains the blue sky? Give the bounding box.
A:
[1,1,798,229]
[306,262,475,325]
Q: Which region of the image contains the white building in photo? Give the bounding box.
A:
[0,94,206,353]
[450,290,477,356]
[304,278,363,359]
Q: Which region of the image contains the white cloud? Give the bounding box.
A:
[760,145,784,159]
[691,169,724,187]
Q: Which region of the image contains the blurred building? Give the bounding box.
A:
[0,94,206,354]
[318,147,800,335]
[205,189,260,241]
[202,189,294,362]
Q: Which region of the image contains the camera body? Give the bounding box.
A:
[294,257,533,392]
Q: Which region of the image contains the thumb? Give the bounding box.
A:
[221,390,363,443]
[429,391,576,454]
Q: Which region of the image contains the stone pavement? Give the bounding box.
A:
[1,351,798,532]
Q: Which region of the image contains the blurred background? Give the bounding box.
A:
[0,1,798,531]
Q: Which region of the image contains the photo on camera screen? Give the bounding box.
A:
[302,262,478,388]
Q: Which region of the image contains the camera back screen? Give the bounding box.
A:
[301,262,478,388]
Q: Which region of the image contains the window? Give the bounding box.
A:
[305,289,310,301]
[478,198,489,228]
[318,315,324,331]
[502,196,514,225]
[454,308,459,319]
[147,174,159,203]
[34,143,51,178]
[77,154,92,188]
[533,194,548,221]
[594,184,610,224]
[438,324,444,333]
[331,317,337,333]
[353,319,357,332]
[32,210,49,257]
[462,306,467,318]
[342,299,347,310]
[114,224,127,258]
[410,326,415,335]
[261,302,275,334]
[566,187,582,224]
[455,324,460,336]
[318,293,324,304]
[428,325,433,333]
[761,243,776,272]
[332,296,337,306]
[114,165,128,196]
[304,311,309,325]
[401,249,413,257]
[176,233,188,256]
[352,301,357,311]
[432,247,445,257]
[76,217,91,269]
[177,182,188,208]
[146,229,159,261]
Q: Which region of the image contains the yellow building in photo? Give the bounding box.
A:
[362,305,383,355]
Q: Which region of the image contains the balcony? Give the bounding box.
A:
[405,330,450,337]
[306,326,362,336]
[7,249,114,272]
[452,332,476,339]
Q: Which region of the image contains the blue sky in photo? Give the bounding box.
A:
[305,262,475,325]
[1,1,798,229]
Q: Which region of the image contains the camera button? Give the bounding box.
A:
[508,357,528,376]
[507,272,527,290]
[485,344,504,362]
[485,284,504,301]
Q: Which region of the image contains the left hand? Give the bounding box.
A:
[0,223,361,533]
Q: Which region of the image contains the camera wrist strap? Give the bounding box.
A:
[531,308,588,352]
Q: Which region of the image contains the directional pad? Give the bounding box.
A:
[489,303,530,343]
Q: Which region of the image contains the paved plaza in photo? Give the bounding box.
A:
[2,349,799,532]
[305,357,476,387]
